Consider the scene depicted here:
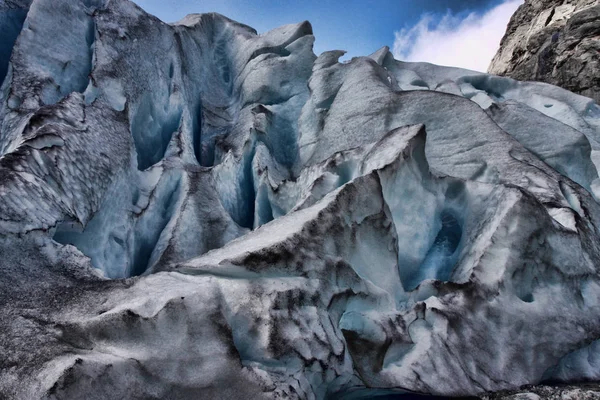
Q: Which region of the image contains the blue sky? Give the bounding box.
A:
[132,0,522,72]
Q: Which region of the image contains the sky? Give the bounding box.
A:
[131,0,523,72]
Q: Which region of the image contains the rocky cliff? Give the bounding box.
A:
[489,0,600,103]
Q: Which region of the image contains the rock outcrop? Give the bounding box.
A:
[2,0,600,399]
[483,383,600,400]
[489,0,600,103]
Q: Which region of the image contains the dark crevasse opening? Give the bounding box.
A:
[131,95,183,170]
[0,8,27,88]
[216,142,257,230]
[193,101,231,168]
[254,183,274,227]
[237,145,257,229]
[248,46,291,63]
[130,176,181,276]
[267,105,300,171]
[423,210,462,277]
[189,32,237,168]
[409,79,429,89]
[424,210,461,280]
[192,99,204,165]
[335,159,357,187]
[201,133,218,167]
[460,75,514,101]
[53,221,86,253]
[402,209,463,292]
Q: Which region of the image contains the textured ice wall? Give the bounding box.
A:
[1,0,600,398]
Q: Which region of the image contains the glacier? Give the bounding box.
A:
[2,0,600,398]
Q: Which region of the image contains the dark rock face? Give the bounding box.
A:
[482,382,600,399]
[489,0,600,103]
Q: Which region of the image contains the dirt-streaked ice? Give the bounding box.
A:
[1,0,600,398]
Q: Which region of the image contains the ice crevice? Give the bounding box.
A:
[130,93,184,171]
[130,170,183,277]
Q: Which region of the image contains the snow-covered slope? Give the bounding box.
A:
[1,0,600,398]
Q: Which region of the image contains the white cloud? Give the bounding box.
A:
[393,0,523,72]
